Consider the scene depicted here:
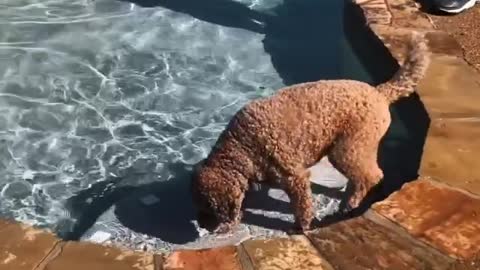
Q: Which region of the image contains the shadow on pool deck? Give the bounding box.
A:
[62,0,431,243]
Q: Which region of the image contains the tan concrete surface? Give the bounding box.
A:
[420,118,480,195]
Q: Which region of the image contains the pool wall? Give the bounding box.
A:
[1,0,480,269]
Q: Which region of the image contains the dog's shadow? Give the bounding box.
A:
[62,161,350,243]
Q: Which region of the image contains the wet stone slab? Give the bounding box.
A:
[373,179,480,260]
[0,219,59,270]
[306,216,453,270]
[242,236,333,270]
[43,242,154,270]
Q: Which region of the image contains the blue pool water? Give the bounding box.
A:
[0,0,386,250]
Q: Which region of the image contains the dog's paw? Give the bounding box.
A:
[213,222,234,235]
[341,204,353,214]
[287,228,300,235]
[348,196,362,210]
[249,182,262,192]
[287,222,311,235]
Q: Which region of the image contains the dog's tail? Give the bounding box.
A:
[376,32,430,104]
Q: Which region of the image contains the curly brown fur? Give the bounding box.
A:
[192,32,430,234]
[377,33,430,103]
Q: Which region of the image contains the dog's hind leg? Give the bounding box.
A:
[328,130,386,210]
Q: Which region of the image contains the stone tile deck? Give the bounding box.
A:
[1,0,480,269]
[0,220,59,270]
[307,216,453,270]
[373,179,480,260]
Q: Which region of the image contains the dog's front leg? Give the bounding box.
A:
[213,192,245,234]
[282,171,314,233]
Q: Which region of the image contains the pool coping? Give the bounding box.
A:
[2,0,480,269]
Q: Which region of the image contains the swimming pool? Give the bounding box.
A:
[0,0,416,251]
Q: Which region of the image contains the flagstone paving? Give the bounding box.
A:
[373,179,480,260]
[0,219,59,270]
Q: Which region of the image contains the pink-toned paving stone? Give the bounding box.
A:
[242,236,333,270]
[0,219,59,270]
[163,246,243,270]
[306,216,453,270]
[43,241,154,270]
[372,179,480,260]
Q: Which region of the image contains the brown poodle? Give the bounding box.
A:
[191,32,430,234]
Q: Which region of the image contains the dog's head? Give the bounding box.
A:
[191,160,239,233]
